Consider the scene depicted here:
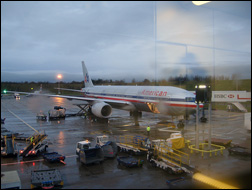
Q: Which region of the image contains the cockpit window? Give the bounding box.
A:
[185,97,195,102]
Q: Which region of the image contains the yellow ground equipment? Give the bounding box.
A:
[189,143,225,157]
[20,131,47,157]
[148,139,192,174]
[116,135,149,154]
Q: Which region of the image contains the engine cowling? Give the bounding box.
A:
[91,102,112,118]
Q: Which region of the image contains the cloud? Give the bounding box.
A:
[1,1,251,82]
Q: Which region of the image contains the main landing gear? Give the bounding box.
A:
[177,120,185,129]
[130,111,142,126]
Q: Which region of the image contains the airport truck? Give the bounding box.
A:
[76,140,92,155]
[36,111,47,120]
[19,140,48,157]
[19,132,48,157]
[1,134,18,157]
[76,140,104,164]
[48,106,66,120]
[14,93,20,99]
[96,135,118,157]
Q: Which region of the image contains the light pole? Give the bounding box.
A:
[195,85,211,149]
[57,74,62,94]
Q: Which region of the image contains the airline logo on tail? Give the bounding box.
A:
[85,73,89,83]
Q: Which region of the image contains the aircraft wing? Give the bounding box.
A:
[54,88,83,92]
[5,90,131,106]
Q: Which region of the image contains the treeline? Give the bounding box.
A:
[1,76,251,94]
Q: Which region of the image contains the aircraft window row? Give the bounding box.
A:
[86,92,191,102]
[185,97,195,102]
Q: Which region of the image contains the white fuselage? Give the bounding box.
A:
[82,85,199,116]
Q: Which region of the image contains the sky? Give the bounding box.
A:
[1,1,251,82]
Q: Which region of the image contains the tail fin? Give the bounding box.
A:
[82,61,94,88]
[39,84,42,93]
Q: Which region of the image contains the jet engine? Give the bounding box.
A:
[91,102,112,118]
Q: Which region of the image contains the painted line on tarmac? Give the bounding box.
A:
[158,128,181,133]
[7,109,39,133]
[227,128,240,134]
[1,159,44,166]
[1,155,78,166]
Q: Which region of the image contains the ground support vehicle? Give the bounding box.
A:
[20,141,48,157]
[36,112,47,120]
[205,138,232,147]
[1,118,5,124]
[14,93,20,99]
[147,152,185,175]
[96,135,118,157]
[116,135,149,155]
[1,170,21,189]
[79,147,104,165]
[76,140,92,155]
[117,156,144,168]
[147,135,192,175]
[19,132,48,157]
[42,152,66,164]
[1,134,18,157]
[228,146,251,156]
[31,169,63,189]
[48,106,66,120]
[76,140,105,164]
[166,177,185,185]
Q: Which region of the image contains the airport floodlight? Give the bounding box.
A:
[199,85,207,89]
[57,74,62,80]
[192,1,211,6]
[57,74,62,94]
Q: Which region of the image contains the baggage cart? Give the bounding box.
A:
[31,169,63,189]
[228,147,251,156]
[48,106,66,120]
[36,113,47,120]
[117,156,144,167]
[42,152,66,164]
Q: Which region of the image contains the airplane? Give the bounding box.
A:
[6,61,203,127]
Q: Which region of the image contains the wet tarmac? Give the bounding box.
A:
[1,95,251,189]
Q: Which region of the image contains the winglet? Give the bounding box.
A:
[82,61,94,88]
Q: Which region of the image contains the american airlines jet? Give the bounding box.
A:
[7,61,203,126]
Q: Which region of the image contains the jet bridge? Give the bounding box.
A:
[211,91,251,112]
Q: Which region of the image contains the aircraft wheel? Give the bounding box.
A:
[177,122,184,129]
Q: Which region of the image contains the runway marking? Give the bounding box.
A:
[1,159,44,166]
[1,155,77,166]
[226,128,240,134]
[158,128,180,133]
[7,109,39,133]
